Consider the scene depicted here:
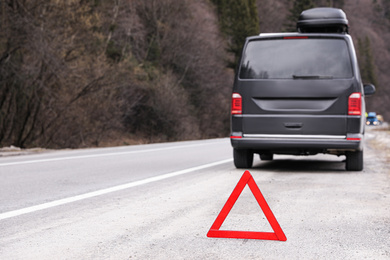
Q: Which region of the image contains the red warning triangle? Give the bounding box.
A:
[207,171,287,241]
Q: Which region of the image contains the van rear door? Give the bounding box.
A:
[236,36,356,137]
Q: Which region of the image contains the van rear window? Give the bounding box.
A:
[239,38,353,79]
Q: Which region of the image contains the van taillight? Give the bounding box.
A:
[232,93,242,114]
[348,92,361,115]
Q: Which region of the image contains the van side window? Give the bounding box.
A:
[239,39,353,79]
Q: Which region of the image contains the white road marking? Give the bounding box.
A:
[0,158,232,220]
[0,140,226,167]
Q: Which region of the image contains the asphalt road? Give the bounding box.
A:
[0,131,389,259]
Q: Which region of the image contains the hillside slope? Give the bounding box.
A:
[0,0,388,149]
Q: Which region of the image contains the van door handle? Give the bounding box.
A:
[284,122,303,129]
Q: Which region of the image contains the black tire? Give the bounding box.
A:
[260,153,273,161]
[345,150,363,171]
[233,149,253,168]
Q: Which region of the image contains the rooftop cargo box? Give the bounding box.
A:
[297,8,349,33]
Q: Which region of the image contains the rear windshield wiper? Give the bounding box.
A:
[293,75,333,79]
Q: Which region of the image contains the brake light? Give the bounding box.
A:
[283,36,308,39]
[231,93,242,114]
[348,92,361,115]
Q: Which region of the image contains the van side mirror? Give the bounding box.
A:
[364,84,376,96]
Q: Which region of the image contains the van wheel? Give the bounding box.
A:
[345,150,363,171]
[233,149,253,168]
[260,153,273,161]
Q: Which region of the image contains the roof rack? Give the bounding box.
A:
[297,8,349,34]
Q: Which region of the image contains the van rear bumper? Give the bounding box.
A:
[230,134,363,151]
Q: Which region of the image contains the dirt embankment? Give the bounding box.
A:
[366,124,390,164]
[0,146,49,157]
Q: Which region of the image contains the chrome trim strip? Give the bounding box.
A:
[243,134,346,139]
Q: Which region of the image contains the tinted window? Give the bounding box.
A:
[239,38,353,79]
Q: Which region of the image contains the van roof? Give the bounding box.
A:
[257,32,349,38]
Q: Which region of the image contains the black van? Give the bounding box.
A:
[230,8,375,171]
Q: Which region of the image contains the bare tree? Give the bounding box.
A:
[1,0,232,148]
